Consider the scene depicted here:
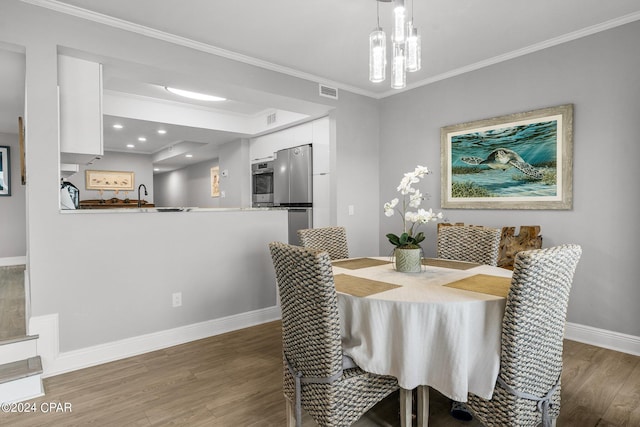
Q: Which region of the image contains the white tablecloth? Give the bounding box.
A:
[334,258,512,401]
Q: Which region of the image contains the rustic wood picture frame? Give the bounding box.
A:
[441,104,573,210]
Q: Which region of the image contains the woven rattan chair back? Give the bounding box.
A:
[268,242,398,426]
[297,226,349,260]
[437,225,501,266]
[467,244,582,427]
[270,241,343,380]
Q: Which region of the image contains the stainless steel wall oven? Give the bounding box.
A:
[251,161,274,207]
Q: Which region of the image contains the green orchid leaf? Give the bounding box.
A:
[386,233,400,246]
[399,233,409,246]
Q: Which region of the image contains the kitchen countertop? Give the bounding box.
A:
[60,207,288,214]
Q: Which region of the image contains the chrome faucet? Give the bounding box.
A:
[137,184,148,207]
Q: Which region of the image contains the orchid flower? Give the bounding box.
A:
[384,166,443,249]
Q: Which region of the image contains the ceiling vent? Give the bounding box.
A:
[266,112,277,125]
[319,84,338,100]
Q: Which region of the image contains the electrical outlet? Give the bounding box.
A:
[348,205,355,216]
[172,292,182,307]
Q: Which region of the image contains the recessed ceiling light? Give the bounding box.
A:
[185,154,193,158]
[138,137,147,142]
[126,144,135,148]
[165,86,226,102]
[113,124,123,129]
[153,168,160,171]
[157,129,167,135]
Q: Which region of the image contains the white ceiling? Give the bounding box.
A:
[30,0,640,96]
[4,0,640,170]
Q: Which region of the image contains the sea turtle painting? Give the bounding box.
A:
[460,148,543,180]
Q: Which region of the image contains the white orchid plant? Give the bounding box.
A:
[384,165,443,249]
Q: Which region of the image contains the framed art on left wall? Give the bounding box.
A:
[0,146,10,196]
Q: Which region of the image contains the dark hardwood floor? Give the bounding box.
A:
[0,321,638,426]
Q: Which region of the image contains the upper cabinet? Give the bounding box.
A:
[58,55,103,160]
[249,121,313,162]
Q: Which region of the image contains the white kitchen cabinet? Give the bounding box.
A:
[249,121,313,162]
[60,163,79,179]
[58,55,103,159]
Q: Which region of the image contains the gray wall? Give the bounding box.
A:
[378,21,640,336]
[153,158,221,208]
[153,138,251,209]
[0,132,26,258]
[218,138,251,208]
[333,94,381,256]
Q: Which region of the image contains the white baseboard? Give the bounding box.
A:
[565,322,640,356]
[30,306,282,378]
[0,256,26,267]
[28,312,636,379]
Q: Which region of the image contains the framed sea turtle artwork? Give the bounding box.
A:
[441,104,573,209]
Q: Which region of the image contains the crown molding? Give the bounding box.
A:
[20,0,375,98]
[20,1,640,100]
[377,10,640,99]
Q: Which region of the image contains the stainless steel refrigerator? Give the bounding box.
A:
[274,144,313,245]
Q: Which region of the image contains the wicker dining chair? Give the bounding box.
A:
[297,226,349,260]
[465,244,582,427]
[437,224,502,266]
[268,242,400,427]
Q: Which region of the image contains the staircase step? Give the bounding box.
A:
[0,335,39,365]
[0,356,42,385]
[0,357,44,403]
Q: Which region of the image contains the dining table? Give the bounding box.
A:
[331,256,513,427]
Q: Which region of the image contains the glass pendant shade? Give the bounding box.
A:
[391,42,406,89]
[406,26,421,72]
[369,28,387,83]
[393,0,406,43]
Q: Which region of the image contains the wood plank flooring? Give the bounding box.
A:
[0,321,638,426]
[0,265,26,340]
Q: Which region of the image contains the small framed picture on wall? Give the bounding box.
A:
[0,146,10,196]
[211,166,220,197]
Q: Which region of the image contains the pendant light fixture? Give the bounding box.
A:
[391,42,406,89]
[391,0,406,89]
[392,0,406,44]
[368,0,422,89]
[369,1,387,83]
[405,0,421,72]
